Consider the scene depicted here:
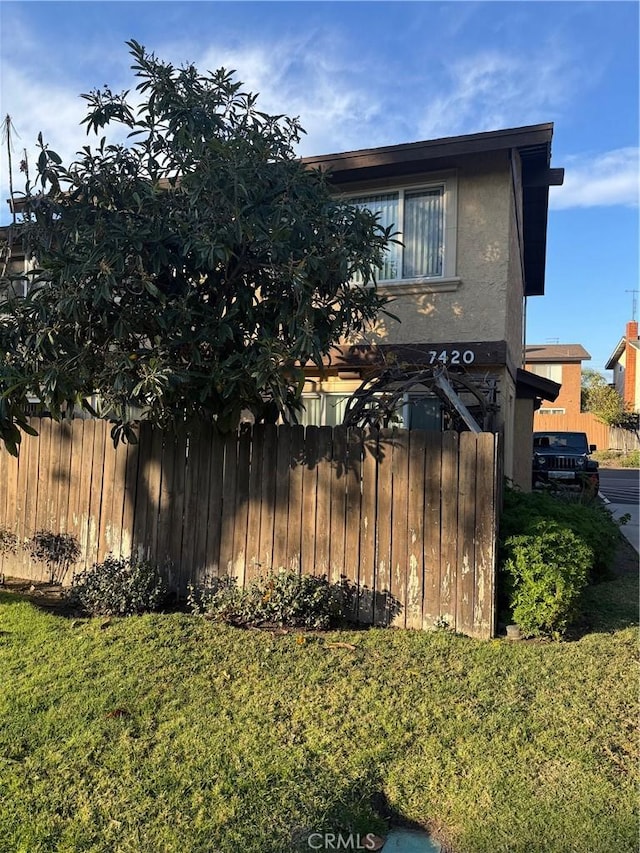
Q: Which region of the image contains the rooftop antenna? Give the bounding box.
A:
[545,337,560,344]
[1,115,21,225]
[625,289,639,321]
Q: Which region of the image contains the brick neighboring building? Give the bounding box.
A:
[606,321,640,412]
[525,344,591,417]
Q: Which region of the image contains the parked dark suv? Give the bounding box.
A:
[532,431,599,494]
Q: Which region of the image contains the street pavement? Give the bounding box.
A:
[599,468,639,553]
[605,502,639,552]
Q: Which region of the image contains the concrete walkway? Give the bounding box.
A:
[603,499,639,553]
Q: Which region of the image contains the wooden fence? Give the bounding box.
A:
[0,419,499,638]
[533,411,640,452]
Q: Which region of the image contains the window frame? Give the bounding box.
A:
[342,172,458,291]
[298,392,353,427]
[528,363,563,383]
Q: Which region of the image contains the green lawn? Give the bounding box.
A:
[1,572,638,853]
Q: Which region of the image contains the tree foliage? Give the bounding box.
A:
[0,40,393,453]
[581,369,637,429]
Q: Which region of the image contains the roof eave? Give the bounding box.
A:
[302,123,556,172]
[605,338,626,370]
[516,368,561,402]
[304,123,561,301]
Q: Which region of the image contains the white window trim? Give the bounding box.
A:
[527,363,563,383]
[342,172,459,291]
[299,391,352,427]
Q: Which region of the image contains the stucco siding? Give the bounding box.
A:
[359,151,513,349]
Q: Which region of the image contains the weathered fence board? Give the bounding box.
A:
[314,426,333,578]
[406,430,426,631]
[0,419,499,638]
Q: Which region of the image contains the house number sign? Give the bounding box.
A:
[426,348,475,365]
[334,340,507,369]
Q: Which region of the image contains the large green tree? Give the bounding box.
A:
[0,41,393,454]
[581,368,637,429]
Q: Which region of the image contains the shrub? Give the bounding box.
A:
[498,485,628,636]
[620,450,640,468]
[187,575,248,625]
[67,553,168,616]
[500,486,622,581]
[250,571,342,629]
[188,570,343,630]
[29,531,81,583]
[502,521,591,637]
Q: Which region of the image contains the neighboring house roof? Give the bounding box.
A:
[605,337,640,369]
[303,123,564,300]
[605,338,626,369]
[525,344,591,363]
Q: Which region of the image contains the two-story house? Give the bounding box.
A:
[2,123,563,490]
[606,320,640,412]
[300,123,564,490]
[526,344,591,417]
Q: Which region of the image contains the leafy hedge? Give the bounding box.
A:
[188,570,344,630]
[499,486,625,637]
[67,554,168,616]
[501,522,592,638]
[500,487,621,582]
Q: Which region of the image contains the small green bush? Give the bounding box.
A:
[67,553,168,616]
[500,486,622,581]
[620,450,640,468]
[253,571,342,629]
[592,449,640,468]
[502,521,591,637]
[188,570,342,630]
[187,575,248,625]
[29,531,81,583]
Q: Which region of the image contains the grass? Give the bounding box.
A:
[592,449,640,468]
[1,572,638,853]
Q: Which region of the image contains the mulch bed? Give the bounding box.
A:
[0,576,76,615]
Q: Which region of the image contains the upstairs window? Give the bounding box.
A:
[349,179,457,285]
[528,363,562,383]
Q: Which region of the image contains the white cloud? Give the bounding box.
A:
[550,148,639,209]
[2,65,89,154]
[0,59,137,219]
[415,46,575,140]
[158,34,386,156]
[0,29,384,220]
[0,25,632,226]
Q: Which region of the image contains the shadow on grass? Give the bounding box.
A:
[568,540,639,638]
[290,784,450,853]
[0,579,76,616]
[574,575,639,636]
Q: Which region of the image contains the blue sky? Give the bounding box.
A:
[1,1,638,374]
